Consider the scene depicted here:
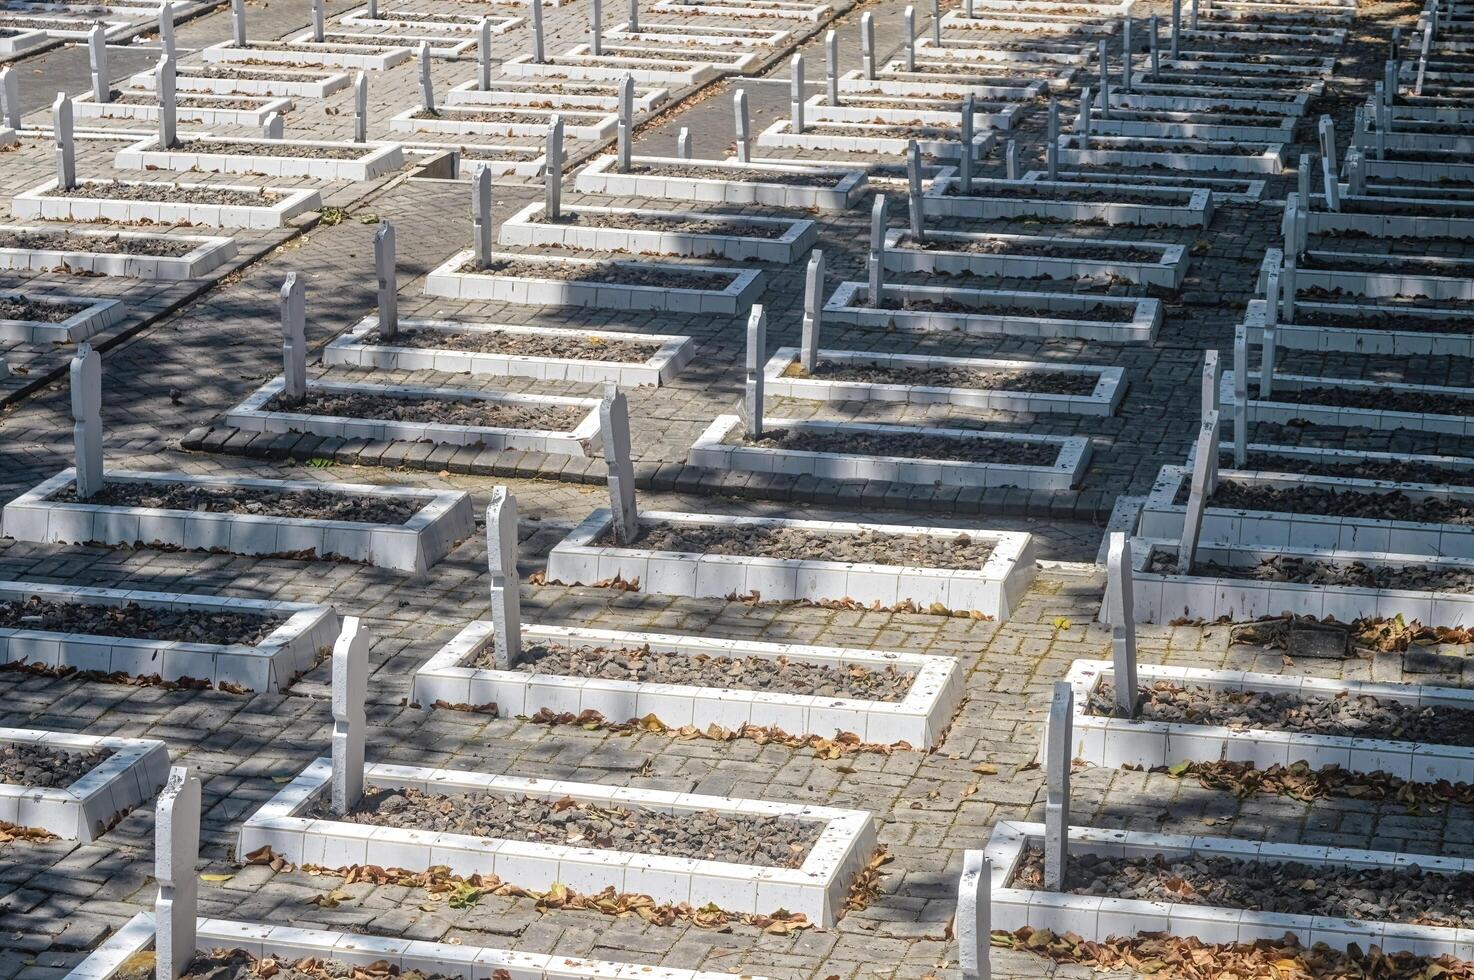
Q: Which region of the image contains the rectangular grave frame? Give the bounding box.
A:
[0,225,237,280]
[445,79,669,113]
[334,12,523,33]
[114,136,405,181]
[1056,134,1288,174]
[1028,169,1267,204]
[2,469,475,575]
[239,757,877,927]
[802,95,1022,131]
[1080,111,1297,143]
[402,143,548,179]
[413,621,962,747]
[11,178,321,230]
[1239,299,1474,358]
[838,68,1045,101]
[922,175,1213,227]
[757,118,996,160]
[546,508,1037,619]
[498,202,818,263]
[652,0,836,20]
[1256,248,1474,302]
[499,53,720,86]
[882,228,1188,286]
[574,154,868,211]
[1219,368,1474,436]
[0,727,168,842]
[71,89,294,127]
[1302,195,1474,240]
[200,39,412,70]
[0,291,124,344]
[387,105,616,141]
[128,66,352,98]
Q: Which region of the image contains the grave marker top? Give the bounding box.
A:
[71,343,103,500]
[601,383,638,546]
[155,765,201,980]
[331,617,368,816]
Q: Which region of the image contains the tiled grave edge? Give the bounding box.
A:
[0,727,168,841]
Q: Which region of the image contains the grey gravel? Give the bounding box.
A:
[44,181,283,206]
[630,163,844,187]
[270,390,588,431]
[0,297,87,322]
[737,427,1059,466]
[0,742,110,789]
[170,139,368,159]
[1191,479,1474,525]
[0,595,283,646]
[460,258,736,290]
[369,326,655,362]
[896,234,1164,263]
[800,359,1101,395]
[536,211,787,239]
[0,230,195,256]
[614,521,996,570]
[880,295,1136,322]
[1149,551,1474,594]
[50,481,422,525]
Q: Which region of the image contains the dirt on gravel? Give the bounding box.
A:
[1301,254,1474,278]
[173,139,367,159]
[799,359,1101,394]
[462,258,737,290]
[50,481,423,525]
[880,295,1136,322]
[44,181,283,206]
[369,326,655,362]
[738,426,1059,466]
[0,594,283,645]
[1149,551,1474,594]
[119,948,457,980]
[537,211,787,239]
[1238,452,1474,487]
[316,786,822,868]
[0,296,88,322]
[270,390,589,431]
[943,183,1188,205]
[111,93,266,109]
[629,163,844,186]
[0,230,196,256]
[177,67,333,81]
[1294,306,1474,335]
[611,521,996,569]
[0,741,110,789]
[1189,479,1474,525]
[1263,385,1474,417]
[897,234,1165,263]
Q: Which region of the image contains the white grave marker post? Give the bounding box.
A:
[354,72,367,143]
[790,53,805,134]
[231,0,247,45]
[801,248,823,373]
[154,766,201,980]
[1201,348,1221,488]
[867,193,886,306]
[745,304,766,439]
[1318,116,1340,210]
[159,2,176,60]
[479,18,493,92]
[1046,97,1059,178]
[1121,16,1131,92]
[486,487,522,669]
[1170,0,1180,58]
[71,343,103,500]
[1004,138,1019,181]
[472,166,494,268]
[375,221,397,340]
[629,0,640,34]
[965,0,973,18]
[861,12,875,80]
[1353,105,1367,152]
[368,0,377,19]
[418,41,435,114]
[1106,532,1139,717]
[331,617,368,816]
[1232,323,1248,467]
[1190,0,1198,30]
[280,273,306,402]
[545,114,564,220]
[311,0,325,41]
[957,851,992,980]
[1077,86,1092,148]
[1345,147,1365,196]
[53,94,75,191]
[1043,680,1072,892]
[89,24,109,103]
[1384,59,1398,107]
[1262,269,1281,397]
[1149,15,1159,78]
[1296,153,1310,205]
[931,0,941,43]
[676,127,691,158]
[618,75,634,170]
[262,111,283,139]
[156,55,177,150]
[601,383,639,545]
[590,0,603,56]
[1176,413,1218,574]
[1415,23,1432,95]
[904,6,916,72]
[531,0,545,63]
[960,94,975,193]
[907,140,924,241]
[1375,99,1388,158]
[825,29,839,105]
[1097,39,1109,119]
[0,68,18,131]
[734,88,751,163]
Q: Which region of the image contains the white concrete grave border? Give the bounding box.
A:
[0,292,124,344]
[115,136,404,181]
[499,53,719,86]
[653,0,835,19]
[227,379,603,456]
[339,10,525,32]
[413,621,963,747]
[0,580,336,693]
[985,819,1474,957]
[2,469,475,575]
[1302,195,1474,241]
[71,89,293,127]
[444,79,668,113]
[1060,659,1474,784]
[757,117,995,160]
[200,39,412,70]
[128,66,352,98]
[1219,368,1474,436]
[499,202,818,263]
[239,756,877,927]
[0,727,168,842]
[923,175,1213,228]
[838,67,1044,101]
[547,508,1037,619]
[690,415,1091,490]
[1259,250,1474,303]
[0,225,235,280]
[12,178,321,230]
[1056,134,1288,174]
[763,347,1125,416]
[387,105,615,141]
[402,142,546,179]
[803,93,1022,131]
[882,228,1188,287]
[425,250,765,315]
[325,316,694,386]
[824,281,1160,344]
[1238,299,1474,359]
[1021,167,1267,204]
[68,912,776,980]
[575,153,868,210]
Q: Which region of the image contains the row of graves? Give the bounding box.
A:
[0,0,217,61]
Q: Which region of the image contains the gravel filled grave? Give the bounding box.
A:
[49,482,422,524]
[608,521,996,568]
[177,67,338,81]
[1294,307,1474,335]
[736,427,1060,465]
[534,211,787,238]
[629,163,845,186]
[314,787,823,868]
[880,295,1136,321]
[166,139,369,159]
[1082,138,1272,155]
[1184,480,1474,524]
[1088,679,1474,745]
[368,326,656,362]
[1148,551,1474,593]
[0,741,110,789]
[473,641,916,700]
[0,230,196,256]
[1236,452,1474,487]
[941,184,1188,205]
[1013,847,1474,929]
[458,258,736,290]
[0,296,87,322]
[43,181,284,206]
[1261,385,1474,416]
[0,594,283,645]
[793,360,1100,394]
[119,949,458,980]
[268,390,589,431]
[893,235,1164,263]
[410,108,600,124]
[1301,254,1474,277]
[111,93,267,109]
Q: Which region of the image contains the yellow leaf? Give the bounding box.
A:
[200,873,234,882]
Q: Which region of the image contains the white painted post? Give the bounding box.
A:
[0,68,18,131]
[531,0,545,63]
[1262,267,1281,397]
[1201,349,1220,490]
[1232,323,1247,467]
[734,88,751,163]
[618,75,634,170]
[375,221,397,340]
[965,0,973,18]
[1046,97,1059,179]
[419,41,435,113]
[861,11,875,80]
[1097,39,1109,119]
[931,0,941,44]
[1415,23,1432,96]
[159,2,176,60]
[262,111,283,139]
[745,304,766,439]
[368,0,377,18]
[1318,115,1340,210]
[907,140,924,241]
[486,488,521,669]
[958,851,992,980]
[629,0,640,33]
[676,127,691,158]
[1170,0,1180,59]
[53,94,75,191]
[590,0,603,56]
[601,383,639,545]
[479,18,493,92]
[867,193,886,306]
[801,248,823,374]
[1077,86,1092,147]
[311,0,325,41]
[71,343,103,500]
[330,617,367,816]
[1004,139,1019,181]
[1190,0,1198,30]
[1384,59,1397,106]
[1149,15,1159,78]
[1297,153,1310,204]
[156,55,177,150]
[89,24,109,103]
[1345,147,1365,196]
[545,114,564,220]
[790,53,805,134]
[904,6,916,73]
[1353,104,1367,151]
[1106,533,1138,717]
[154,766,200,980]
[280,273,306,402]
[1374,98,1388,158]
[825,29,839,105]
[231,0,246,45]
[1176,413,1217,574]
[1043,680,1072,893]
[354,71,367,143]
[1122,17,1131,93]
[472,166,493,267]
[960,93,974,193]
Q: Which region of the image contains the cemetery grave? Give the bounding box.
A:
[0,727,167,841]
